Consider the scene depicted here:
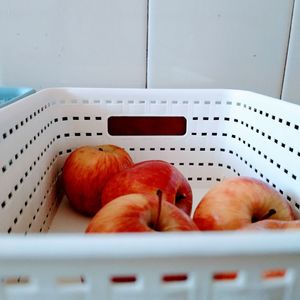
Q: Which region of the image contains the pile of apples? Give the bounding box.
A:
[62,144,300,233]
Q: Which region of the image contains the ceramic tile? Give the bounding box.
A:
[148,0,294,98]
[0,0,147,90]
[282,0,300,104]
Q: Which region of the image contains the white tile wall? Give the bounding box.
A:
[0,0,147,90]
[282,0,300,104]
[0,0,299,103]
[147,0,294,99]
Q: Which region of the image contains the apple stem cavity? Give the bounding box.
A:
[252,208,277,223]
[154,189,163,231]
[98,147,103,151]
[176,193,186,204]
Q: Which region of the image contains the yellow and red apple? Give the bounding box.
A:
[242,219,300,230]
[193,176,295,231]
[62,144,134,216]
[86,192,198,233]
[101,160,193,216]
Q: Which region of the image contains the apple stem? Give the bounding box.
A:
[261,208,277,220]
[98,147,103,151]
[155,189,163,231]
[252,208,277,223]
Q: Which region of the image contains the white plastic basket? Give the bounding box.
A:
[1,88,300,300]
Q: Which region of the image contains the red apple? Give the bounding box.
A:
[100,160,193,216]
[241,219,300,230]
[62,144,134,216]
[193,176,295,231]
[85,191,198,233]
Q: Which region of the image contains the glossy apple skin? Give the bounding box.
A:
[193,177,295,231]
[101,160,193,216]
[62,144,133,216]
[85,193,198,233]
[242,219,300,230]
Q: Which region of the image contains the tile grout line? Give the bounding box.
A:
[145,0,150,89]
[280,0,296,100]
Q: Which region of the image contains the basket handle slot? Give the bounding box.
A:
[107,116,186,136]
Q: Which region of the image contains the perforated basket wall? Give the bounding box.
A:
[0,88,300,300]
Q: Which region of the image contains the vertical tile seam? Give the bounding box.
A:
[145,0,150,88]
[280,0,296,100]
